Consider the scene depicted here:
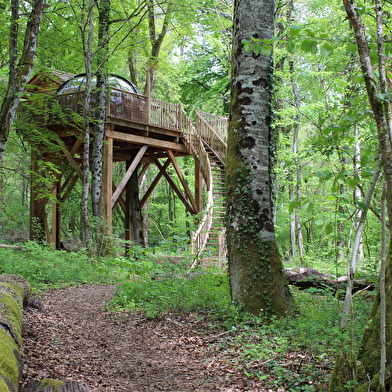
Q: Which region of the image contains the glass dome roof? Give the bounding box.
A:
[57,73,141,95]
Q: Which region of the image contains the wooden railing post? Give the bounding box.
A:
[178,103,182,131]
[146,67,151,125]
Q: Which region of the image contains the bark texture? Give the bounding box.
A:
[0,0,45,165]
[226,0,294,316]
[92,0,110,218]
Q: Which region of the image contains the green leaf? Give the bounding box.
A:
[253,42,261,56]
[289,25,303,37]
[260,44,272,56]
[301,39,318,54]
[314,219,324,226]
[346,42,357,53]
[289,200,300,213]
[242,40,252,52]
[357,201,368,213]
[344,178,359,189]
[320,42,334,57]
[287,40,296,54]
[305,29,315,38]
[325,223,333,235]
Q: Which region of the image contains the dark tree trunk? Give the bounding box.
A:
[128,150,145,246]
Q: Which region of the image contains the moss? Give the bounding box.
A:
[228,238,294,317]
[0,329,19,391]
[0,375,12,392]
[328,353,359,391]
[0,293,23,346]
[0,274,31,299]
[39,378,66,391]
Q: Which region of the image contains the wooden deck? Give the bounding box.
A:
[28,79,228,259]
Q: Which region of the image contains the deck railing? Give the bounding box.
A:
[55,89,186,132]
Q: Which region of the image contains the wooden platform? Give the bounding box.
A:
[25,70,228,258]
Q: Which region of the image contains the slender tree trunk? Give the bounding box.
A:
[92,0,110,218]
[329,0,392,388]
[0,0,45,165]
[80,0,95,253]
[144,0,171,93]
[289,61,305,261]
[226,0,294,317]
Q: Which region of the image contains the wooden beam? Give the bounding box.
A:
[141,159,170,207]
[112,145,148,208]
[52,134,83,180]
[106,129,189,154]
[166,149,198,213]
[60,174,79,203]
[151,155,195,214]
[195,159,203,213]
[112,182,127,212]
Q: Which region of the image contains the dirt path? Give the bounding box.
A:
[21,285,255,392]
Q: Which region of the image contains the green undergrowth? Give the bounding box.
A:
[110,253,235,322]
[227,289,373,391]
[0,242,115,293]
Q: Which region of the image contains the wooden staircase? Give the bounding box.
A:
[189,110,228,265]
[205,153,226,262]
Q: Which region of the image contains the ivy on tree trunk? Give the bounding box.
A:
[226,0,294,317]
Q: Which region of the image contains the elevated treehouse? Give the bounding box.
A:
[23,70,227,259]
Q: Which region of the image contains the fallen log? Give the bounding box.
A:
[0,274,31,392]
[285,267,375,294]
[0,244,23,250]
[23,379,90,392]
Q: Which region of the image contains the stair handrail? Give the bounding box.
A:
[180,111,214,263]
[196,109,227,164]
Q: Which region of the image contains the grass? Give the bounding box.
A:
[0,242,115,293]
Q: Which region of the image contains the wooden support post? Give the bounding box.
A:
[51,182,61,248]
[166,149,198,213]
[30,151,49,244]
[125,159,132,244]
[146,66,151,125]
[195,160,203,213]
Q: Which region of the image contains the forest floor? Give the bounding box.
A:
[21,284,332,391]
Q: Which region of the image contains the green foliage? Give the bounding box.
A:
[0,243,114,293]
[222,290,373,391]
[112,259,234,321]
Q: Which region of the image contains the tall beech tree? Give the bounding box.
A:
[329,0,392,389]
[226,0,294,316]
[0,0,45,165]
